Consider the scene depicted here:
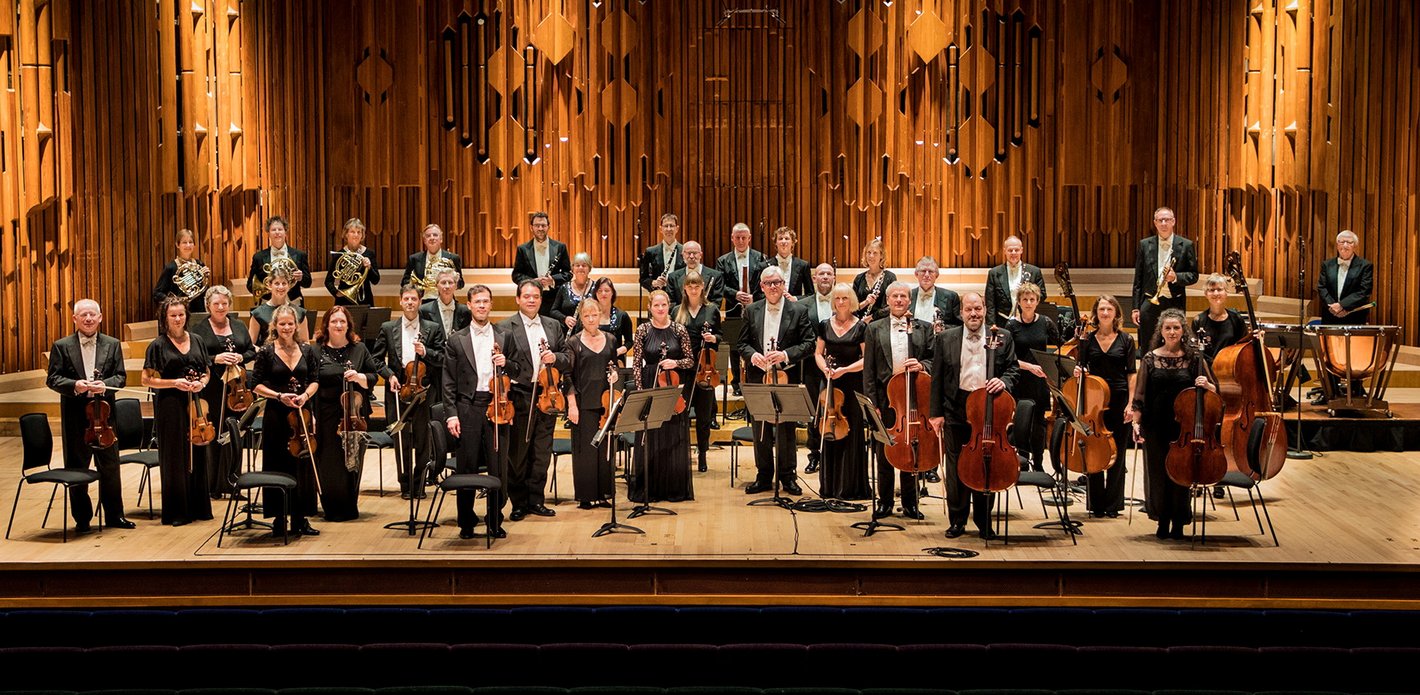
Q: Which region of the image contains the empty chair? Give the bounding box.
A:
[6,413,101,542]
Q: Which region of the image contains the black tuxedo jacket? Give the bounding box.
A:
[862,317,936,414]
[47,333,127,416]
[373,316,447,394]
[734,299,816,384]
[796,291,836,324]
[495,313,571,389]
[929,326,1020,425]
[324,247,381,306]
[512,238,572,289]
[401,251,465,295]
[1317,256,1374,324]
[910,286,963,328]
[770,255,813,298]
[441,323,515,408]
[714,249,770,315]
[984,263,1046,327]
[419,301,472,337]
[639,243,687,292]
[667,265,725,307]
[1132,235,1198,308]
[247,247,313,301]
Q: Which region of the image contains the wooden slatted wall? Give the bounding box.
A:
[0,0,1415,373]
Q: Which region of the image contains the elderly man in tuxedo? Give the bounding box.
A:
[1131,207,1198,350]
[984,235,1046,327]
[736,265,816,496]
[863,282,935,520]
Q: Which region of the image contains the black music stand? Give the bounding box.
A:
[850,391,904,536]
[591,390,642,537]
[740,382,815,509]
[382,390,436,536]
[621,386,684,519]
[1033,349,1086,505]
[1265,326,1320,460]
[347,306,391,342]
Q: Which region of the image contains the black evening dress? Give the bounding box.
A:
[1075,331,1136,513]
[817,318,870,500]
[1192,309,1248,362]
[252,343,321,526]
[1132,351,1206,526]
[1007,314,1061,472]
[143,334,214,526]
[188,318,256,497]
[565,333,621,504]
[673,302,723,457]
[314,341,381,521]
[630,322,695,503]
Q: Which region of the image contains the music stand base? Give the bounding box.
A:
[1286,449,1315,460]
[748,495,793,509]
[1034,519,1083,534]
[384,519,437,534]
[224,518,271,533]
[592,521,644,537]
[628,504,676,518]
[851,519,905,536]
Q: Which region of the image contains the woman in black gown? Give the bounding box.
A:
[247,268,309,346]
[1072,295,1136,517]
[564,299,621,509]
[550,253,597,332]
[1006,282,1060,473]
[141,296,214,526]
[251,304,321,537]
[590,276,634,362]
[630,290,694,503]
[188,285,256,498]
[813,283,869,500]
[1131,308,1217,540]
[313,306,380,522]
[151,228,209,314]
[852,238,896,321]
[671,271,721,473]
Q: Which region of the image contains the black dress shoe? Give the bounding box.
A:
[781,481,803,496]
[979,528,999,541]
[297,521,320,536]
[923,470,941,484]
[1156,523,1170,540]
[509,509,527,521]
[106,518,136,530]
[594,499,612,508]
[745,482,771,494]
[489,527,507,539]
[698,450,708,473]
[459,528,476,540]
[944,524,966,539]
[578,501,595,510]
[805,454,820,474]
[74,521,92,533]
[528,505,556,517]
[873,504,893,519]
[901,507,925,520]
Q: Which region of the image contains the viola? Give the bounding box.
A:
[534,338,567,415]
[83,369,117,450]
[883,319,940,473]
[654,341,687,414]
[1212,251,1287,481]
[398,332,428,402]
[958,327,1020,493]
[186,370,216,446]
[817,356,850,442]
[1060,366,1116,474]
[337,360,368,436]
[762,337,789,384]
[285,377,317,460]
[695,324,720,389]
[487,343,514,425]
[1165,352,1228,488]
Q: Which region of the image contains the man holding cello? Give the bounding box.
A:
[864,282,935,520]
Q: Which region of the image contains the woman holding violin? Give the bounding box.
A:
[141,296,214,526]
[550,252,597,331]
[1130,308,1217,540]
[1071,295,1137,517]
[813,283,869,500]
[248,267,310,346]
[852,237,897,321]
[671,271,722,473]
[188,285,257,498]
[314,306,381,522]
[630,290,695,502]
[251,304,321,537]
[590,276,634,361]
[563,299,621,509]
[1005,282,1060,473]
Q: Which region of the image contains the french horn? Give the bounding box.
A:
[329,249,370,303]
[414,255,456,295]
[252,255,299,298]
[173,259,210,301]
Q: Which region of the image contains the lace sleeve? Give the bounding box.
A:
[673,323,694,369]
[631,323,647,388]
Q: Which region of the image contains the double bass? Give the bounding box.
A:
[883,319,939,474]
[957,327,1020,493]
[1211,251,1287,481]
[1165,342,1227,488]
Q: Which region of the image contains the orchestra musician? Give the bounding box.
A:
[1071,295,1137,517]
[737,265,816,496]
[928,292,1019,540]
[771,226,813,299]
[812,282,869,501]
[563,298,621,509]
[630,290,695,502]
[589,277,635,360]
[151,228,210,313]
[373,285,447,499]
[911,256,962,332]
[45,299,135,531]
[671,271,721,473]
[313,306,381,522]
[247,215,313,305]
[549,252,596,331]
[985,235,1046,328]
[512,211,571,317]
[715,222,769,395]
[188,286,256,498]
[251,304,321,537]
[863,283,934,519]
[140,296,214,527]
[247,268,310,346]
[1317,229,1373,326]
[443,284,509,539]
[325,217,380,306]
[853,237,897,321]
[402,223,464,303]
[799,263,837,474]
[1193,274,1248,361]
[1131,207,1198,354]
[419,268,472,352]
[639,213,687,293]
[497,280,570,521]
[666,241,724,307]
[1005,282,1060,473]
[1130,308,1216,540]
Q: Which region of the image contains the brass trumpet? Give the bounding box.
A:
[173,259,210,301]
[1148,255,1177,305]
[252,255,299,298]
[329,250,370,303]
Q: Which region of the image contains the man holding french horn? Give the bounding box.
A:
[326,218,380,306]
[247,215,313,305]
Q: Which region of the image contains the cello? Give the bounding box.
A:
[1211,251,1288,481]
[1054,263,1116,474]
[883,319,940,474]
[1165,343,1228,488]
[958,327,1020,493]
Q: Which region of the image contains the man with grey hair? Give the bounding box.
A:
[716,222,770,396]
[984,235,1045,328]
[910,256,962,334]
[403,222,465,303]
[1318,229,1372,326]
[736,265,816,496]
[44,299,135,532]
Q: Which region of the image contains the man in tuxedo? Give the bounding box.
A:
[443,284,510,539]
[1317,230,1373,326]
[512,211,572,316]
[246,215,313,305]
[1131,207,1198,349]
[44,299,134,531]
[374,285,447,498]
[771,226,813,300]
[984,235,1046,327]
[666,240,724,306]
[799,263,837,473]
[715,222,769,395]
[402,223,465,302]
[419,269,472,341]
[863,282,935,520]
[910,256,962,336]
[736,265,817,496]
[496,280,570,520]
[639,213,687,293]
[928,292,1019,540]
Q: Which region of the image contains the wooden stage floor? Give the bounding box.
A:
[0,424,1418,610]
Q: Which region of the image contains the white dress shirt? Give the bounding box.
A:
[1007,262,1023,306]
[1336,259,1350,300]
[534,241,550,278]
[1156,237,1173,299]
[79,332,98,381]
[437,298,456,336]
[814,293,832,321]
[914,289,937,325]
[469,321,495,392]
[889,317,911,372]
[762,300,784,355]
[959,328,987,392]
[400,317,420,367]
[736,253,750,289]
[521,313,548,381]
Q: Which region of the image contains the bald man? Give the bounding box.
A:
[666,240,724,307]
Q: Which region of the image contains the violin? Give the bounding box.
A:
[1165,346,1228,488]
[337,359,368,436]
[399,331,428,403]
[487,342,514,425]
[221,338,254,414]
[958,327,1020,493]
[1053,262,1085,358]
[695,324,720,389]
[1212,251,1288,481]
[817,356,850,442]
[286,377,317,460]
[534,338,567,415]
[762,337,789,384]
[186,369,216,446]
[883,319,940,473]
[599,360,618,429]
[654,341,687,414]
[83,369,117,450]
[1060,365,1116,474]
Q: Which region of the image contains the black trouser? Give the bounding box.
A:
[1085,395,1131,513]
[751,419,798,486]
[454,392,503,532]
[689,385,715,453]
[723,316,744,391]
[60,415,123,524]
[943,421,994,532]
[386,386,432,495]
[873,442,919,511]
[507,388,555,510]
[1144,434,1191,526]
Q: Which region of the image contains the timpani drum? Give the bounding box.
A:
[1312,324,1400,417]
